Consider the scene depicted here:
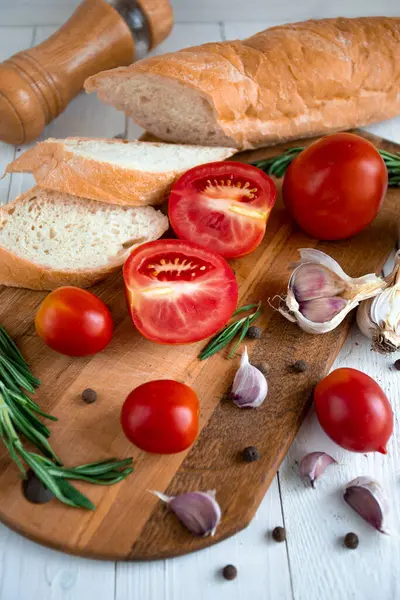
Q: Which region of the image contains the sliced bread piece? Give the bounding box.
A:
[0,187,169,291]
[5,138,236,206]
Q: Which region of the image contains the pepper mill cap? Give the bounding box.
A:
[137,0,173,49]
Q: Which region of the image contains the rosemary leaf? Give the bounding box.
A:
[199,302,262,360]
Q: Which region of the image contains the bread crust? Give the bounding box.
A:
[5,138,235,205]
[85,17,400,149]
[0,187,168,291]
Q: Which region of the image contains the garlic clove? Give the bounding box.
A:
[231,346,268,408]
[279,249,387,334]
[299,452,337,487]
[292,263,347,302]
[299,297,348,323]
[344,476,389,534]
[151,490,221,537]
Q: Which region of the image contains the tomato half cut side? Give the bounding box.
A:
[169,161,277,258]
[123,239,238,344]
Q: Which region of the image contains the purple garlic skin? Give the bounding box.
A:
[293,264,346,302]
[299,297,347,323]
[344,477,389,534]
[299,452,337,488]
[152,490,221,537]
[231,347,268,408]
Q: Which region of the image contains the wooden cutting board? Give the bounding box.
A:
[0,130,398,561]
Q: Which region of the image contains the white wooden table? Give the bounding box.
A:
[0,2,400,599]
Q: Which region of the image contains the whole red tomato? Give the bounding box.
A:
[314,368,393,454]
[282,133,388,240]
[35,287,113,356]
[121,380,199,454]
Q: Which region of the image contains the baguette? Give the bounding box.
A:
[0,187,168,291]
[85,17,400,150]
[5,138,236,206]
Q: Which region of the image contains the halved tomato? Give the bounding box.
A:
[169,161,277,258]
[123,239,238,344]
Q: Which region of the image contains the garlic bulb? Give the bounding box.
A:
[279,249,387,334]
[357,253,400,353]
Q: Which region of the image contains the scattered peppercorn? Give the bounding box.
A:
[254,361,270,376]
[222,565,237,580]
[291,360,308,373]
[242,446,260,462]
[246,326,262,340]
[272,526,286,542]
[22,469,54,504]
[394,359,400,371]
[82,388,97,404]
[344,532,359,549]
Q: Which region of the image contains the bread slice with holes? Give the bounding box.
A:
[0,187,169,290]
[5,138,236,206]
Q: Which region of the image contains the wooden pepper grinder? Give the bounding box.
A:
[0,0,173,145]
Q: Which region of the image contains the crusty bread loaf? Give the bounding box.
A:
[85,17,400,150]
[5,138,236,206]
[0,187,169,290]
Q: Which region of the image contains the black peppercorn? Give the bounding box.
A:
[254,361,270,376]
[344,532,359,549]
[82,388,97,404]
[246,326,262,340]
[22,469,54,504]
[394,359,400,371]
[242,446,259,462]
[222,565,237,580]
[272,526,286,542]
[291,360,308,373]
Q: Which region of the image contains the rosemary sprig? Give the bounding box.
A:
[252,146,400,186]
[198,302,262,360]
[0,325,133,509]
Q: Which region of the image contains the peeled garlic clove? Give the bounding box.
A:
[357,257,400,353]
[344,476,389,534]
[299,452,337,487]
[299,297,348,323]
[279,248,387,334]
[292,263,347,302]
[151,490,221,537]
[231,346,268,408]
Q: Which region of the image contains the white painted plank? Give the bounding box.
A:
[0,523,115,600]
[127,23,222,140]
[116,478,293,600]
[0,28,35,205]
[0,0,399,26]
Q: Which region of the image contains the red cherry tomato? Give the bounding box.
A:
[282,133,388,240]
[121,380,199,454]
[314,368,393,454]
[35,287,113,356]
[169,161,277,258]
[123,239,238,344]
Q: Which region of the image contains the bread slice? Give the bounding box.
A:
[5,138,236,206]
[0,187,169,291]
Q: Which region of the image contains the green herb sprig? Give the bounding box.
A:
[0,326,133,509]
[252,146,400,186]
[199,302,262,360]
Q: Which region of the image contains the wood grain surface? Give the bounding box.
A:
[0,130,398,561]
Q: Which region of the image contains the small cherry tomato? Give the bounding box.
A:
[35,287,113,356]
[123,239,238,344]
[169,161,277,258]
[314,368,393,454]
[121,380,199,454]
[283,133,388,240]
